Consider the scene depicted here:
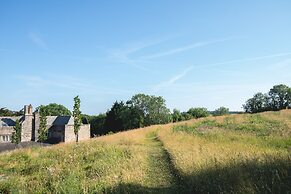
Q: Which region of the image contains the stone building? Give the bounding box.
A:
[0,105,90,143]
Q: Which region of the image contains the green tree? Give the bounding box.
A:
[104,101,127,133]
[127,94,171,126]
[243,92,269,113]
[73,96,82,143]
[287,88,291,108]
[172,109,183,122]
[187,107,209,118]
[213,106,230,116]
[36,103,71,116]
[0,107,22,116]
[268,84,290,110]
[122,105,144,129]
[11,119,21,144]
[181,112,193,120]
[38,113,48,142]
[87,113,107,136]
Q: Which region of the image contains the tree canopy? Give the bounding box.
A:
[243,84,291,113]
[36,103,71,116]
[213,107,230,116]
[187,107,209,118]
[0,107,22,116]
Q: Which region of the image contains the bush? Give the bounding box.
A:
[187,107,209,119]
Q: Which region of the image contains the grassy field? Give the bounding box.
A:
[0,110,290,193]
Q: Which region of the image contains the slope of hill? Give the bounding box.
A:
[0,110,291,193]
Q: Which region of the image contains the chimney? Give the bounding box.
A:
[24,104,33,115]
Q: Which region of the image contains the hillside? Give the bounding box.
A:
[0,110,291,193]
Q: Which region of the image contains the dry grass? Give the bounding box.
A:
[0,110,290,193]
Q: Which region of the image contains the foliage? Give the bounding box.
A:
[73,96,82,143]
[38,112,48,142]
[11,119,21,144]
[187,107,209,118]
[0,107,22,116]
[127,94,172,126]
[85,114,107,137]
[243,92,268,113]
[101,94,171,134]
[213,106,229,116]
[104,101,127,133]
[269,84,291,110]
[36,103,71,116]
[172,109,183,122]
[243,84,291,113]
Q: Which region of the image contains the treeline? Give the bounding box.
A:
[243,84,291,113]
[84,94,172,136]
[83,94,230,137]
[0,94,231,137]
[0,108,22,116]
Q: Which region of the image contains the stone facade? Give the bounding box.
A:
[0,105,90,143]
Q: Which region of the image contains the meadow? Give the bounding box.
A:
[0,110,290,193]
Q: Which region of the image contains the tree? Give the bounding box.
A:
[11,119,21,144]
[73,96,82,143]
[287,88,291,109]
[121,105,144,129]
[87,113,107,136]
[127,94,171,126]
[268,84,290,110]
[243,84,291,113]
[213,107,229,116]
[38,112,48,142]
[187,107,209,118]
[0,107,22,116]
[172,109,183,122]
[36,103,71,116]
[243,92,268,113]
[181,112,193,120]
[104,101,127,133]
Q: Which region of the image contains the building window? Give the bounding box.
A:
[0,135,11,142]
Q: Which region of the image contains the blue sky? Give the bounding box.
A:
[1,1,291,114]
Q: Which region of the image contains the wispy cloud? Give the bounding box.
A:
[199,52,291,68]
[28,32,49,50]
[141,38,234,59]
[17,75,88,90]
[153,66,194,92]
[16,75,134,96]
[107,38,171,71]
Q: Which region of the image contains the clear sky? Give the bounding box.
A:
[1,1,291,114]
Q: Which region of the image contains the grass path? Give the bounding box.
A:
[142,130,185,193]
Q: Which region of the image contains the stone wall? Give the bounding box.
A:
[47,125,65,143]
[33,113,40,141]
[64,124,90,142]
[0,126,14,143]
[21,115,33,142]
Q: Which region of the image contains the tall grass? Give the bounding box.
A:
[160,110,291,193]
[0,110,290,193]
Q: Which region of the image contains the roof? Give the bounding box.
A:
[46,116,74,126]
[0,116,22,127]
[0,115,74,128]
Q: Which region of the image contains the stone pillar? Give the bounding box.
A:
[21,105,34,142]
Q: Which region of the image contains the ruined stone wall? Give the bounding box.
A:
[64,124,90,142]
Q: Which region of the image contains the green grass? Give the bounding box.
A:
[1,110,291,193]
